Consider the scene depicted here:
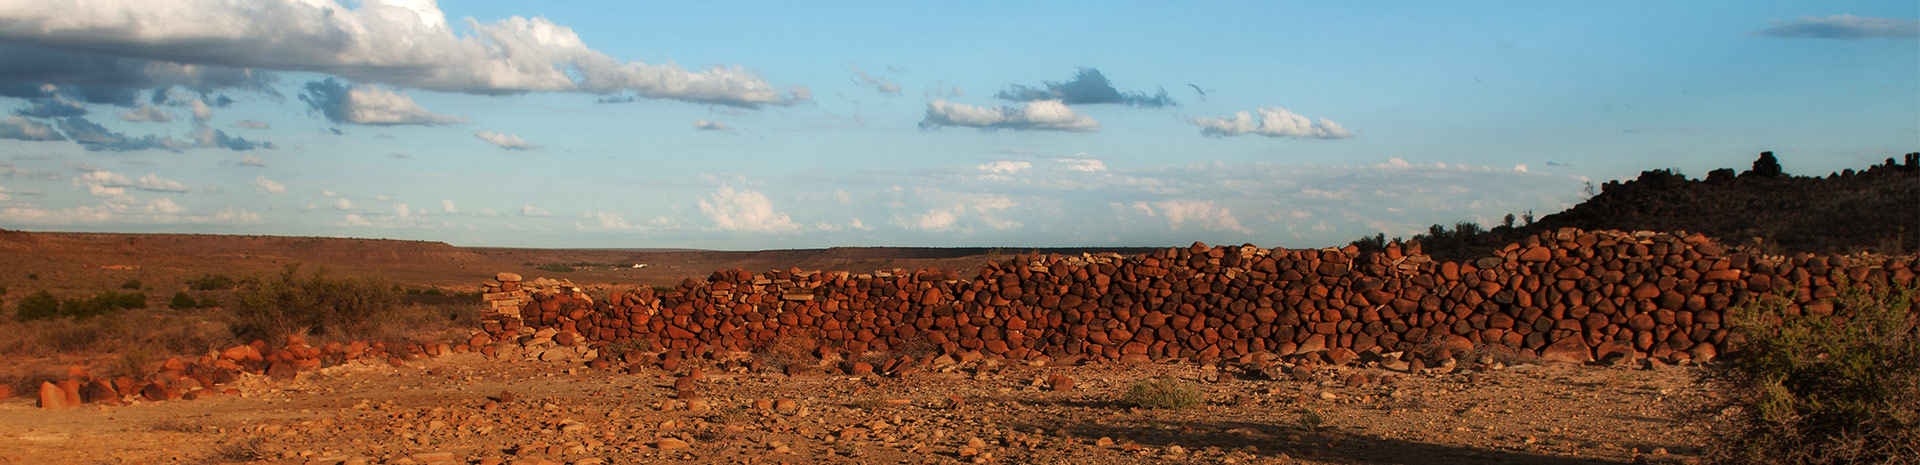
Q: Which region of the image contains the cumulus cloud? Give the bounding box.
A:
[697,185,799,233]
[441,199,456,213]
[0,45,274,103]
[133,173,188,192]
[849,64,900,94]
[233,119,270,129]
[692,119,732,131]
[1146,200,1250,233]
[978,160,1032,175]
[0,115,65,141]
[520,204,550,217]
[119,103,173,122]
[300,79,469,125]
[918,99,1098,132]
[13,95,87,118]
[58,117,194,151]
[0,1,805,107]
[332,198,353,210]
[473,131,537,150]
[393,202,411,217]
[1059,157,1106,172]
[253,175,285,194]
[1190,107,1354,139]
[190,123,274,150]
[240,154,265,166]
[995,68,1174,108]
[1754,15,1920,40]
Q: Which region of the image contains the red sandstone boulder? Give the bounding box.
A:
[1540,337,1593,364]
[37,382,67,409]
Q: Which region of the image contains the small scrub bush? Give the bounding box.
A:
[14,290,59,321]
[197,296,220,308]
[1707,280,1919,465]
[120,279,142,290]
[187,273,236,291]
[169,291,198,309]
[227,264,400,342]
[535,264,575,273]
[1297,408,1326,432]
[1122,377,1204,409]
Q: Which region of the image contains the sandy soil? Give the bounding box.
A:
[0,349,1711,465]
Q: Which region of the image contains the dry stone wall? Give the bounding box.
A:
[501,228,1919,367]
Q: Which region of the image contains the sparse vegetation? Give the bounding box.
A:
[1297,407,1326,432]
[1122,377,1203,409]
[1706,280,1919,465]
[120,279,142,289]
[535,264,575,272]
[187,273,237,291]
[169,291,198,309]
[14,290,59,321]
[206,437,270,463]
[227,264,401,342]
[197,296,220,308]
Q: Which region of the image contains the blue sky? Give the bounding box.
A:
[0,1,1914,249]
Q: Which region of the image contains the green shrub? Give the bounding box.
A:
[14,290,59,321]
[227,264,400,342]
[169,291,197,309]
[120,279,142,290]
[187,273,236,291]
[1707,280,1919,464]
[197,296,220,308]
[535,264,575,273]
[1122,377,1203,409]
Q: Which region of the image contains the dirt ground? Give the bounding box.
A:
[0,349,1714,465]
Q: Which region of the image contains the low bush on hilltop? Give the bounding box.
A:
[228,264,400,342]
[12,289,144,321]
[226,264,474,344]
[1707,280,1919,464]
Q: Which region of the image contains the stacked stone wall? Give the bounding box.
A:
[502,228,1920,366]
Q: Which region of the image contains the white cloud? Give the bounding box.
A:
[338,214,373,227]
[147,197,183,214]
[1514,164,1528,173]
[1754,15,1920,41]
[253,176,285,194]
[520,204,550,217]
[0,116,66,141]
[1059,157,1106,172]
[473,131,537,150]
[849,64,901,94]
[910,209,958,232]
[185,95,213,122]
[321,190,338,197]
[133,173,189,192]
[1151,200,1250,233]
[306,82,469,125]
[480,208,501,217]
[372,194,391,201]
[393,202,410,217]
[697,185,799,233]
[240,154,265,166]
[119,103,174,123]
[233,120,270,129]
[441,199,456,213]
[333,198,352,210]
[0,0,807,107]
[919,99,1098,132]
[1191,107,1353,139]
[692,119,732,131]
[978,160,1032,175]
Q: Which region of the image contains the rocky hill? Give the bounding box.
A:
[1412,152,1918,261]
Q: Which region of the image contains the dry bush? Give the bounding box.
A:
[1122,377,1204,409]
[1705,280,1919,465]
[0,363,66,400]
[204,437,270,463]
[227,264,400,342]
[754,331,820,372]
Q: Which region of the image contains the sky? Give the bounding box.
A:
[0,1,1915,250]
